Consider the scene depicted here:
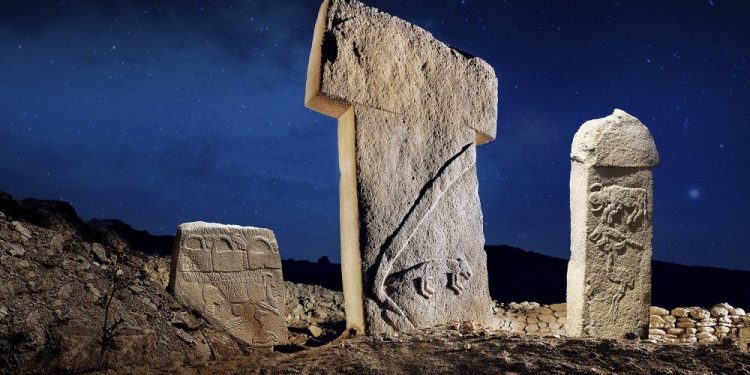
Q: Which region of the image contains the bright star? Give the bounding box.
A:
[689,188,701,199]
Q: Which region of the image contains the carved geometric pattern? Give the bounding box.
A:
[169,223,286,347]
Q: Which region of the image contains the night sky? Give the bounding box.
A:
[1,1,748,270]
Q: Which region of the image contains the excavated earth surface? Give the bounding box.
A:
[193,331,750,375]
[1,191,749,374]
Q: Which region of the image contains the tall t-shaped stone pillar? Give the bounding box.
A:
[567,109,659,338]
[305,0,497,334]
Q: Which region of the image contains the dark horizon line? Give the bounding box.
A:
[4,189,749,273]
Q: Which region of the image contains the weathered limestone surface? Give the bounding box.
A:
[649,303,747,343]
[357,106,492,334]
[168,222,287,347]
[567,109,659,339]
[305,0,497,144]
[305,0,496,334]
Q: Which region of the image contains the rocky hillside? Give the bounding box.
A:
[1,191,749,374]
[0,192,341,374]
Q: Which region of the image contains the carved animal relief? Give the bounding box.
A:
[305,0,496,334]
[588,183,649,251]
[367,144,486,331]
[566,109,659,339]
[586,182,651,323]
[388,256,474,301]
[169,222,287,347]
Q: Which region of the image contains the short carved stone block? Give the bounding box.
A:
[168,222,287,347]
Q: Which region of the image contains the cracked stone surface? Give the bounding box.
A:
[357,106,492,334]
[305,0,496,334]
[567,109,659,339]
[168,222,287,347]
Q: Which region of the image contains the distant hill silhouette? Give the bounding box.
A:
[3,190,747,309]
[282,245,750,309]
[281,258,343,291]
[92,220,750,308]
[486,245,750,309]
[291,246,750,309]
[88,218,175,256]
[485,245,568,304]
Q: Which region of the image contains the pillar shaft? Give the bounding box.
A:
[305,0,498,334]
[567,109,659,338]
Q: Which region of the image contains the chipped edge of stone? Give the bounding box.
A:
[178,221,271,232]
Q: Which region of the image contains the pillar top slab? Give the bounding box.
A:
[305,0,498,144]
[571,109,659,168]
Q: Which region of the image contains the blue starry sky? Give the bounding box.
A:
[1,0,748,269]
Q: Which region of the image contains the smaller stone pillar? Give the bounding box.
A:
[566,109,659,338]
[168,222,287,347]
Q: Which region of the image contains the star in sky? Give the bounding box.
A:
[1,0,749,270]
[688,188,701,200]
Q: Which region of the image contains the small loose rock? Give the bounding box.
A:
[8,242,25,256]
[309,325,323,338]
[12,221,32,239]
[90,243,108,263]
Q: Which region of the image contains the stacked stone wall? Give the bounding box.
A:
[494,302,568,336]
[494,301,749,344]
[648,304,746,343]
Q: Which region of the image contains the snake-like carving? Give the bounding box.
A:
[370,143,476,329]
[587,183,649,321]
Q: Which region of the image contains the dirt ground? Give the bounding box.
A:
[104,328,750,375]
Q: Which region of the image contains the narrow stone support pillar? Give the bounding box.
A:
[566,109,659,338]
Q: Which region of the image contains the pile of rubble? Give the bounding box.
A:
[0,192,333,373]
[284,282,345,341]
[0,195,209,372]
